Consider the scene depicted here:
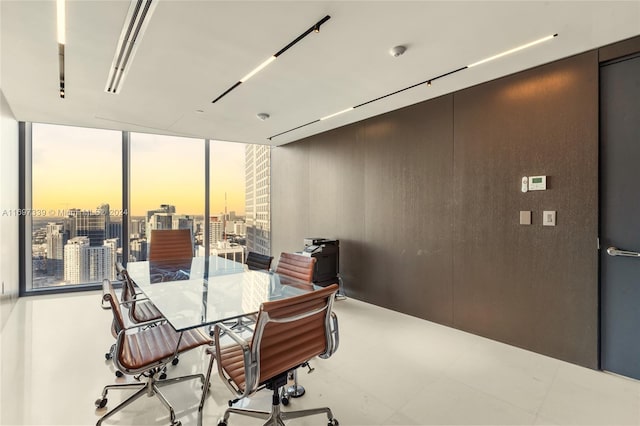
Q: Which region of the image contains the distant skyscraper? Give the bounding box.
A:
[46,222,68,279]
[245,145,271,255]
[210,215,224,245]
[146,204,176,221]
[233,220,246,236]
[130,238,148,262]
[63,236,112,284]
[107,222,122,246]
[68,204,110,246]
[103,238,119,279]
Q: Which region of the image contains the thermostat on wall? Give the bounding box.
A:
[528,175,547,191]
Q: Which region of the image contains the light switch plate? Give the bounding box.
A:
[519,211,531,225]
[543,210,556,226]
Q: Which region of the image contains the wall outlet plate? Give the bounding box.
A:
[543,210,556,226]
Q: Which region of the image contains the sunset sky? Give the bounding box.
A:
[32,123,246,217]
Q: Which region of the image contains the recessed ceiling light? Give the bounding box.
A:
[257,113,270,121]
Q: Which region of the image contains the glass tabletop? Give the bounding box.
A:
[126,256,321,332]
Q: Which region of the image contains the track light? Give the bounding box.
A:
[269,33,558,141]
[468,34,557,68]
[212,15,331,103]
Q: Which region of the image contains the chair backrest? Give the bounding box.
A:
[246,251,273,271]
[149,229,194,262]
[251,283,338,385]
[115,262,135,303]
[102,279,126,336]
[274,252,316,283]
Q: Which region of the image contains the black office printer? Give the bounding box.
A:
[301,238,339,287]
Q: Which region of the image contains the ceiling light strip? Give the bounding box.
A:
[269,33,557,141]
[211,15,331,104]
[105,0,157,94]
[57,0,65,98]
[320,107,354,121]
[468,34,557,67]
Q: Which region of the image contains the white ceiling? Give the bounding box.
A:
[1,1,639,146]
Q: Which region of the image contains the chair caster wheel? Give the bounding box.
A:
[115,370,124,378]
[105,352,112,360]
[172,358,179,366]
[171,421,181,426]
[95,398,107,409]
[328,419,339,426]
[217,421,227,426]
[281,396,289,406]
[160,373,167,380]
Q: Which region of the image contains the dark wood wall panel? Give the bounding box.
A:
[307,124,366,298]
[271,142,310,254]
[361,97,454,324]
[453,51,599,367]
[272,50,599,368]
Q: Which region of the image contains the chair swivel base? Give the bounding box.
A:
[218,380,338,426]
[218,405,338,426]
[95,371,205,426]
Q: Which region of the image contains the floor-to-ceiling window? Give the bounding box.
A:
[23,123,268,294]
[29,123,122,290]
[209,141,247,262]
[129,133,204,260]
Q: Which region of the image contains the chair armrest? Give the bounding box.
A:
[213,323,257,397]
[214,323,250,350]
[320,312,339,359]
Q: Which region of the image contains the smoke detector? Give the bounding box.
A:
[389,45,406,57]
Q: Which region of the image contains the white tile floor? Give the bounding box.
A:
[1,290,639,426]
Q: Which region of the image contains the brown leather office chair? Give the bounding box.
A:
[104,263,166,375]
[211,283,340,426]
[96,279,213,426]
[149,229,194,270]
[116,262,164,323]
[246,251,273,271]
[274,252,316,286]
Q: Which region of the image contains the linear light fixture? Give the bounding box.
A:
[56,0,65,44]
[241,56,277,83]
[104,0,158,94]
[320,107,353,121]
[57,0,65,98]
[269,33,558,141]
[212,15,331,104]
[468,34,557,67]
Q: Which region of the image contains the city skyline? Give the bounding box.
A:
[32,123,247,216]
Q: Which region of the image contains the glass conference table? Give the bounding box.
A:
[126,256,321,332]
